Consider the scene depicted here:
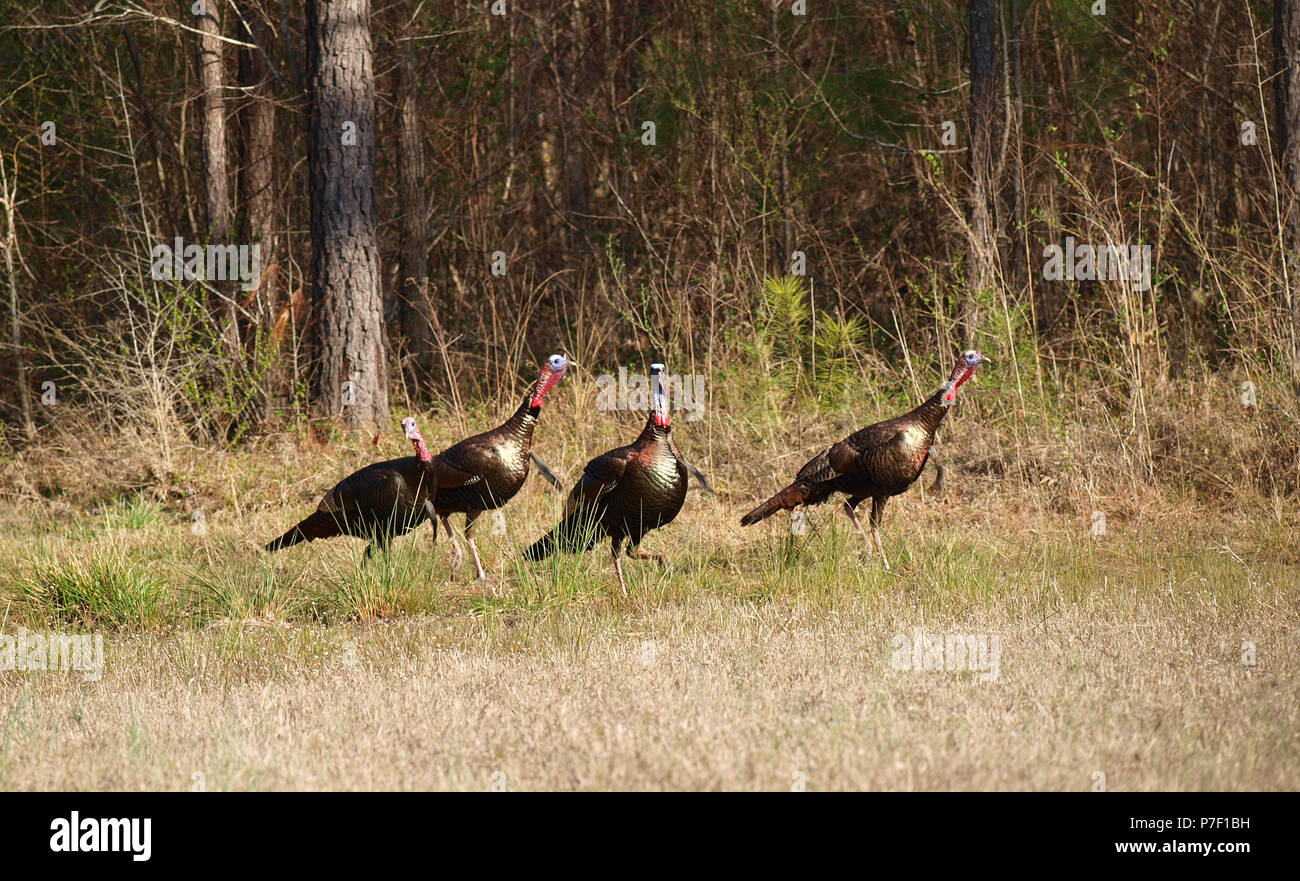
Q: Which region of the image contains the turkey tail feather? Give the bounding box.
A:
[522,530,556,561]
[264,511,338,552]
[263,531,298,552]
[740,483,815,526]
[523,511,602,561]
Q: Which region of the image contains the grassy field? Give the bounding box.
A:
[1,388,1297,791]
[6,0,1300,797]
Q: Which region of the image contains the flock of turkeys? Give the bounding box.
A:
[266,350,989,593]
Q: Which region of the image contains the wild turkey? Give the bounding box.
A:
[265,417,437,557]
[524,363,690,596]
[427,353,570,579]
[739,350,989,569]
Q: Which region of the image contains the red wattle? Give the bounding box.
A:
[531,370,564,407]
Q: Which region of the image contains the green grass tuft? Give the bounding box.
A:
[21,550,170,630]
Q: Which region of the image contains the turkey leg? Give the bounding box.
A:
[869,496,891,571]
[425,501,438,544]
[439,513,464,574]
[842,496,873,551]
[463,510,488,581]
[611,538,630,598]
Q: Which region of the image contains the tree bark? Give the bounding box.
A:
[771,1,793,266]
[967,0,998,344]
[1275,0,1300,359]
[194,0,237,348]
[237,0,285,419]
[396,49,431,384]
[306,0,388,427]
[1,157,32,439]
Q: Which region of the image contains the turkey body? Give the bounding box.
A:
[524,414,688,588]
[428,402,539,516]
[264,455,436,556]
[739,351,987,569]
[429,353,570,580]
[742,404,945,524]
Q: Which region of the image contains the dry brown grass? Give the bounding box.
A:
[1,581,1295,791]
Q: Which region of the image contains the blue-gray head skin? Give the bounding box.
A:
[939,350,990,406]
[529,354,570,408]
[650,363,669,427]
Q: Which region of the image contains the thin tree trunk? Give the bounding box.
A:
[396,49,431,388]
[306,0,388,428]
[1,156,32,439]
[562,0,590,250]
[967,0,998,344]
[194,0,238,349]
[1275,0,1300,360]
[771,2,793,267]
[237,0,284,420]
[123,27,181,236]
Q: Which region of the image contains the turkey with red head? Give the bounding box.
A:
[739,350,989,569]
[428,353,570,579]
[524,363,689,596]
[265,417,436,557]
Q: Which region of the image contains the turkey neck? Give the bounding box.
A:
[631,410,683,502]
[904,387,956,440]
[497,398,541,454]
[634,411,674,455]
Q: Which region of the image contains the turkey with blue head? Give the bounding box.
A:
[428,353,570,579]
[740,350,989,569]
[524,363,691,596]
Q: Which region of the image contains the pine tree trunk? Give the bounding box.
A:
[237,0,284,420]
[396,50,431,385]
[967,0,998,344]
[195,0,238,351]
[306,0,389,427]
